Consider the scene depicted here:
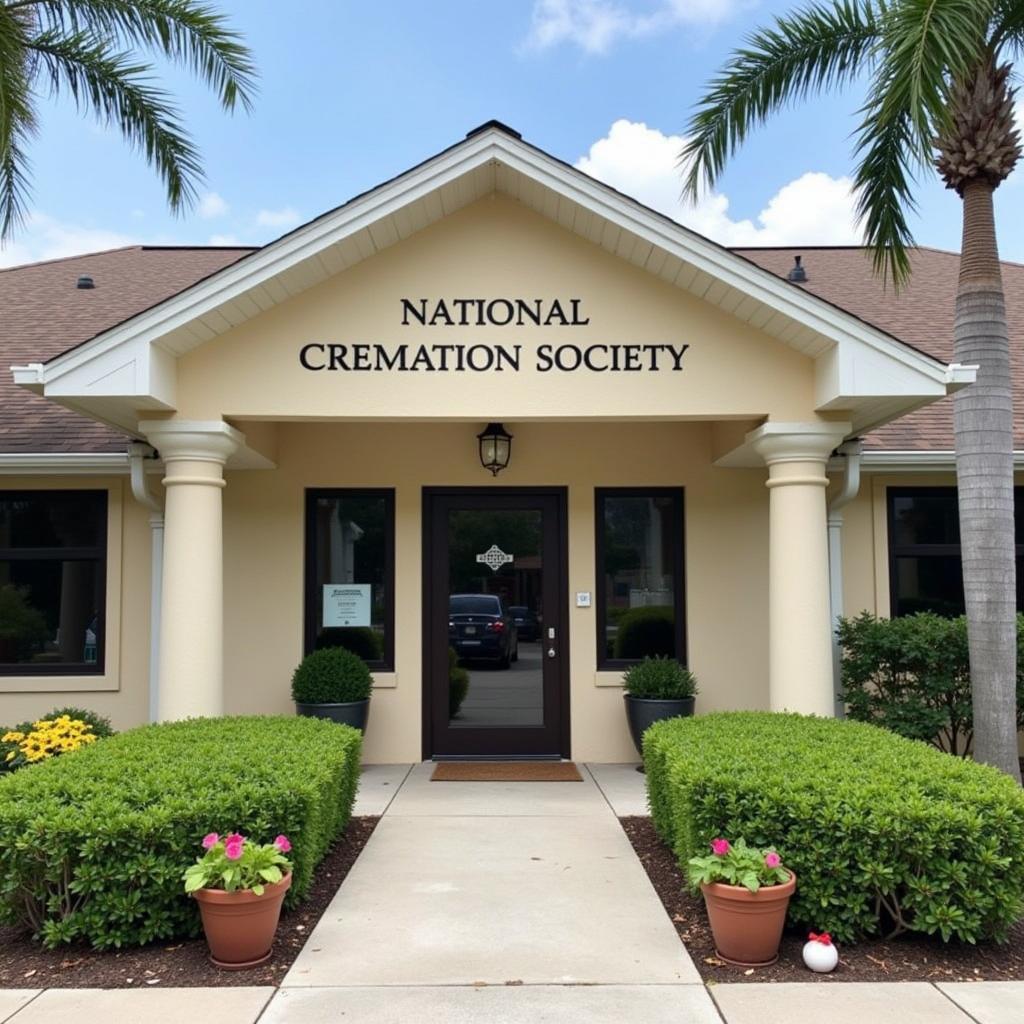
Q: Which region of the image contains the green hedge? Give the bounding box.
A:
[0,715,362,949]
[839,612,1024,755]
[644,712,1024,944]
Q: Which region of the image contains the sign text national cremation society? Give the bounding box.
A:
[298,298,689,373]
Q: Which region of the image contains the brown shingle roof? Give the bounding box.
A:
[0,246,253,454]
[1,242,1021,455]
[734,246,1024,450]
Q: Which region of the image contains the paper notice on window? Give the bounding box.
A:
[323,584,371,628]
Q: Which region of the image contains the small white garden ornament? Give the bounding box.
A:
[802,932,839,973]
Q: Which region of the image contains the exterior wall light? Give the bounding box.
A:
[477,422,513,476]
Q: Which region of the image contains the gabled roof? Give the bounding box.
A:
[736,246,1024,451]
[6,122,973,456]
[0,246,252,454]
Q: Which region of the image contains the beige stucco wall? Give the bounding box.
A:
[220,420,769,763]
[9,197,940,756]
[0,475,151,730]
[174,195,819,426]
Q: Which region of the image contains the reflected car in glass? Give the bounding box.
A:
[508,605,540,642]
[448,594,518,668]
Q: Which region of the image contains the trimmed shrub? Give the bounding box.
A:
[314,626,383,662]
[613,605,675,660]
[838,612,1024,756]
[292,647,373,704]
[623,656,697,700]
[0,715,362,949]
[448,647,469,717]
[644,711,1024,944]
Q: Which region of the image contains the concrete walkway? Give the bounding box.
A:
[2,763,1022,1023]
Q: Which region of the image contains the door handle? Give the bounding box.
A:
[547,647,556,659]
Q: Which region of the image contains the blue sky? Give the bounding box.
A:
[3,0,1022,267]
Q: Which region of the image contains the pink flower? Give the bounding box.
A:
[710,838,731,856]
[274,835,292,853]
[201,832,219,850]
[765,851,781,869]
[224,837,244,861]
[225,831,244,845]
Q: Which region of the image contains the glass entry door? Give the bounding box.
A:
[424,489,568,758]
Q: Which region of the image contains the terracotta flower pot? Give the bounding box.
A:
[701,870,796,967]
[193,872,292,969]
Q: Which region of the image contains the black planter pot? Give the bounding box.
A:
[624,695,695,755]
[295,698,370,733]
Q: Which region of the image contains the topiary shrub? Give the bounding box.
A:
[623,656,697,700]
[0,715,362,949]
[644,712,1024,944]
[291,647,373,704]
[448,647,469,717]
[314,626,383,662]
[613,605,675,659]
[838,612,1024,756]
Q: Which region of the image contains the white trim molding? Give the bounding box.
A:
[860,450,1024,472]
[0,452,132,475]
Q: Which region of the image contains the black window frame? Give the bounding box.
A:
[887,485,1024,617]
[0,489,108,677]
[304,488,396,672]
[594,487,687,670]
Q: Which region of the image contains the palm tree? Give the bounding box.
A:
[682,0,1022,780]
[0,0,256,239]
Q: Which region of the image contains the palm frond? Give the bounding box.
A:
[681,0,882,199]
[851,84,920,288]
[13,0,257,110]
[0,5,39,239]
[27,28,203,211]
[991,0,1024,56]
[875,0,995,154]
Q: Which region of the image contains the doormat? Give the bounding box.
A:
[430,761,583,782]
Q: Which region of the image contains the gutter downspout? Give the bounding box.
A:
[827,439,863,718]
[128,442,164,723]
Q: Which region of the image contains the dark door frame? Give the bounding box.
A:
[421,486,570,760]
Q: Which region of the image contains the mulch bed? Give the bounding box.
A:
[0,816,378,989]
[621,815,1024,984]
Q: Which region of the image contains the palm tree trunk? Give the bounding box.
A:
[954,179,1021,782]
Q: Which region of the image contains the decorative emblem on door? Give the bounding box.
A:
[476,544,514,572]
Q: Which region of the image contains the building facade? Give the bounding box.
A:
[2,123,1021,763]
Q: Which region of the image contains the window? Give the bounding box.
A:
[888,487,1024,617]
[0,490,107,675]
[305,490,394,670]
[595,488,685,668]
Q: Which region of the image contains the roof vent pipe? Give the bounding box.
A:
[787,255,807,283]
[76,275,95,289]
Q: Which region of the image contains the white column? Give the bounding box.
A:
[750,422,851,717]
[139,420,242,721]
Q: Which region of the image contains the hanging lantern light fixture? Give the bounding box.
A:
[477,422,513,476]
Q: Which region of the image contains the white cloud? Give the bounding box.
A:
[255,206,301,229]
[524,0,749,54]
[575,119,863,246]
[208,233,243,246]
[0,212,138,268]
[198,191,229,219]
